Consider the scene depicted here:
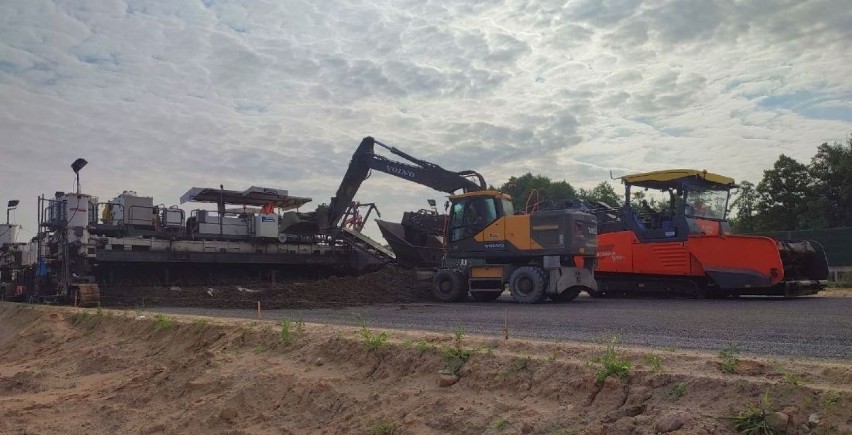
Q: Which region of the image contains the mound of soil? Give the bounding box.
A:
[100,266,433,309]
[1,304,849,435]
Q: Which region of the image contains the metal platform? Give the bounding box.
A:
[180,186,312,210]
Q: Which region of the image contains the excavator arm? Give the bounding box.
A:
[326,136,486,228]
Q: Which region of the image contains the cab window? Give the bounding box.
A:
[501,198,515,216]
[449,196,499,241]
[685,187,729,220]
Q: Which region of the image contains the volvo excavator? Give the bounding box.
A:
[323,136,598,303]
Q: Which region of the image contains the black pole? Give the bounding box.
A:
[35,195,42,295]
[219,185,224,237]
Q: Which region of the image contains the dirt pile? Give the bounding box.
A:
[1,303,850,434]
[100,266,433,309]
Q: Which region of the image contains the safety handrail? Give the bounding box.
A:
[524,189,541,214]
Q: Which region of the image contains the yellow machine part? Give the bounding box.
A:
[449,190,512,201]
[475,218,505,243]
[474,214,542,250]
[621,169,735,187]
[469,265,506,279]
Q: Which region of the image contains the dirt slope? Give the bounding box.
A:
[99,266,433,309]
[0,303,849,434]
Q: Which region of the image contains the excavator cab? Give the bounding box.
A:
[446,191,513,246]
[621,170,735,242]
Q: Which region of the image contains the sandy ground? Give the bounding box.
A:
[816,287,852,298]
[0,303,849,435]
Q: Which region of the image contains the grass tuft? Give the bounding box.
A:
[644,354,662,373]
[360,324,389,352]
[280,320,293,345]
[371,419,396,435]
[152,314,175,331]
[670,381,687,401]
[442,325,481,375]
[68,311,91,326]
[727,392,780,435]
[491,417,509,431]
[719,343,740,374]
[822,392,839,408]
[499,356,532,378]
[594,336,632,383]
[193,319,209,331]
[68,311,100,335]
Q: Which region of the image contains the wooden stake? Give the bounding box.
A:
[503,308,509,340]
[257,301,262,319]
[74,290,78,307]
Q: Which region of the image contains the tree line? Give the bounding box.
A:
[497,173,620,212]
[731,137,852,233]
[495,136,852,234]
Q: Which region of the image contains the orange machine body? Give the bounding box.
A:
[587,169,827,296]
[597,231,785,287]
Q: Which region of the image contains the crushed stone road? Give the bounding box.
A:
[143,294,852,359]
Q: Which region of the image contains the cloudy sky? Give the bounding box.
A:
[1,0,850,241]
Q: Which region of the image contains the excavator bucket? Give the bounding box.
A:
[376,220,444,268]
[74,283,101,307]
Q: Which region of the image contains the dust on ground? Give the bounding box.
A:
[0,303,849,435]
[99,266,432,309]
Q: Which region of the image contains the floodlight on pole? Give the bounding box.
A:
[71,158,88,193]
[6,199,18,225]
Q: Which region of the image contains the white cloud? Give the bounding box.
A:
[0,0,850,241]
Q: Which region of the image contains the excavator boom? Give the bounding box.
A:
[326,136,486,228]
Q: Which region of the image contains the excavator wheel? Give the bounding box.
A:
[432,269,468,302]
[509,266,548,304]
[549,286,582,302]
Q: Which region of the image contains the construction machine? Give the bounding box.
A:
[325,136,598,303]
[589,169,829,297]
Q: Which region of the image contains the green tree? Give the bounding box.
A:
[807,137,852,228]
[730,180,758,232]
[498,173,576,212]
[755,154,811,231]
[578,182,621,207]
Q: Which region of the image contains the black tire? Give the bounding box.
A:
[450,270,470,301]
[509,266,547,304]
[431,269,468,302]
[471,291,502,302]
[550,286,582,302]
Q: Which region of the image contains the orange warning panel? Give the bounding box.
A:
[470,266,506,279]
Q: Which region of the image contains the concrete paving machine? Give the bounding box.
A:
[325,137,599,303]
[589,170,829,297]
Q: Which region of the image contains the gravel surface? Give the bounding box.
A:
[143,294,852,359]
